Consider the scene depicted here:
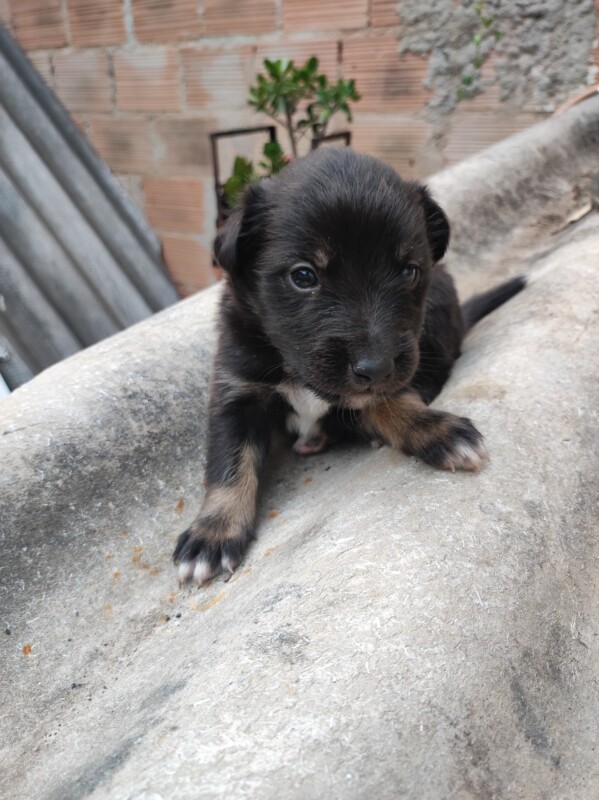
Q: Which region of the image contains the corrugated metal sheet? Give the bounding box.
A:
[0,24,179,390]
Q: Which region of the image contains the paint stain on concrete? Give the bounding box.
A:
[191,591,225,612]
[132,546,161,575]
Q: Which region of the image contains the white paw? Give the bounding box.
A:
[441,439,489,472]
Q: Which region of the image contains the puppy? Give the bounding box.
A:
[174,148,524,585]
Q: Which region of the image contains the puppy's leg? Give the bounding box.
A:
[362,391,488,472]
[174,391,270,585]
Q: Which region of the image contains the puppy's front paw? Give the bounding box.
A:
[404,412,489,473]
[173,519,251,586]
[438,423,489,472]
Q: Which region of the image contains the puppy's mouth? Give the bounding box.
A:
[305,381,409,408]
[300,343,420,406]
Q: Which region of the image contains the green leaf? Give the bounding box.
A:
[261,140,287,174]
[462,74,474,86]
[223,156,257,207]
[247,53,360,142]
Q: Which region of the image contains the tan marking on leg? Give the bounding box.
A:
[363,391,488,471]
[200,443,260,542]
[362,391,423,449]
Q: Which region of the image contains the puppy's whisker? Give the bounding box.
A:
[261,361,286,381]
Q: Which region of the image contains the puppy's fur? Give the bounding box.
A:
[174,148,524,585]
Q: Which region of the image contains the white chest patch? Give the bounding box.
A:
[278,383,330,441]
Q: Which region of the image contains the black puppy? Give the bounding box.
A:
[174,148,524,585]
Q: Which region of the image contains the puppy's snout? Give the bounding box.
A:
[351,356,394,385]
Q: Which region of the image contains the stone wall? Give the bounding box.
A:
[1,0,596,296]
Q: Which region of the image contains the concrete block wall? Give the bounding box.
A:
[0,1,596,296]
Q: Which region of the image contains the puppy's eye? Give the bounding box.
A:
[400,263,420,287]
[290,264,319,292]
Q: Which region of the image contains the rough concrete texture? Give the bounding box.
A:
[398,0,596,113]
[1,100,599,799]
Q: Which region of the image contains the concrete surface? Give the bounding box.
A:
[1,100,599,799]
[399,0,596,112]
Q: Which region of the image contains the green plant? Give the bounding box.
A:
[249,57,360,157]
[222,140,288,208]
[222,57,360,208]
[457,1,502,101]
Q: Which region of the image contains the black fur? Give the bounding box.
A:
[462,275,526,330]
[174,148,525,583]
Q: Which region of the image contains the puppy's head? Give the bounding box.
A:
[216,148,449,404]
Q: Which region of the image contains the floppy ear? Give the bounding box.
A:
[213,207,242,272]
[419,186,450,263]
[214,180,272,279]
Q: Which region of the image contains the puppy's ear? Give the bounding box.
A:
[419,186,450,263]
[214,180,272,278]
[214,207,242,272]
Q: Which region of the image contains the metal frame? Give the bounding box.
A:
[210,126,277,224]
[311,131,352,150]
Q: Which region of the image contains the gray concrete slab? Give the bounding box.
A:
[1,101,598,799]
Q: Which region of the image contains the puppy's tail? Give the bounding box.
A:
[462,275,526,331]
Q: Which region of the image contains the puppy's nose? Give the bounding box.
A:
[352,356,394,385]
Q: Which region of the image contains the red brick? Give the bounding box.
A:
[155,117,216,174]
[161,234,216,291]
[350,114,432,177]
[88,116,155,174]
[12,1,66,49]
[67,0,126,47]
[182,45,255,111]
[115,48,180,112]
[177,282,211,297]
[0,0,12,28]
[132,0,202,43]
[343,33,431,112]
[283,0,368,31]
[203,0,276,36]
[144,177,205,233]
[444,111,545,165]
[54,50,113,113]
[256,38,339,80]
[371,0,400,27]
[27,51,54,87]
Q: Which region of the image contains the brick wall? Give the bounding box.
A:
[0,1,596,296]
